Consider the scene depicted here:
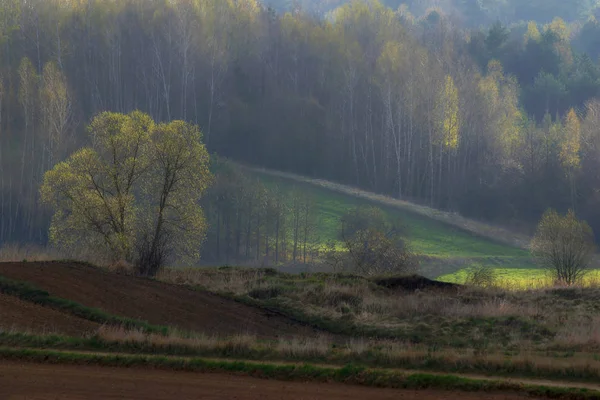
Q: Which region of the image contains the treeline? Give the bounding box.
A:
[269,0,600,26]
[2,0,600,247]
[202,160,318,265]
[470,19,600,121]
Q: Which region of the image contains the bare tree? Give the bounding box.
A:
[40,61,73,169]
[530,209,596,285]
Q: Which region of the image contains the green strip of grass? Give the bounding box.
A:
[2,331,600,385]
[0,347,597,399]
[0,275,168,334]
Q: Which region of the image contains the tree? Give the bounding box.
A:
[339,206,417,276]
[530,209,596,286]
[40,111,212,275]
[342,227,417,276]
[561,109,581,210]
[40,61,73,168]
[136,120,212,276]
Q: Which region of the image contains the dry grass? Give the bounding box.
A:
[276,335,330,358]
[554,316,600,349]
[0,244,62,262]
[158,267,269,295]
[160,267,600,352]
[97,325,260,353]
[0,243,112,266]
[90,325,600,382]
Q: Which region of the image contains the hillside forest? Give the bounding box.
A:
[3,0,600,265]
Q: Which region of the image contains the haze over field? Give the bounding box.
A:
[2,0,600,263]
[3,1,600,399]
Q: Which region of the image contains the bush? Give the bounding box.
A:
[465,265,497,288]
[344,228,418,276]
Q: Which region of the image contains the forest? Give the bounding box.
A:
[268,0,600,26]
[2,0,600,261]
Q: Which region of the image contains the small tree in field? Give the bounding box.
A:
[530,209,596,286]
[336,206,418,276]
[40,111,212,276]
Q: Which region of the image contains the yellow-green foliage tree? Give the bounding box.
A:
[441,74,460,150]
[40,111,212,276]
[530,209,595,286]
[524,21,541,44]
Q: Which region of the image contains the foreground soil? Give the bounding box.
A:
[0,362,539,400]
[0,261,320,338]
[0,294,99,336]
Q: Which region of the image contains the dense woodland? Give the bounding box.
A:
[3,0,600,262]
[269,0,600,27]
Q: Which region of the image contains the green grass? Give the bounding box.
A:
[0,275,169,334]
[438,268,600,290]
[1,346,598,399]
[256,172,534,277]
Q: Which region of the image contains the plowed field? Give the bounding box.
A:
[0,262,320,338]
[0,294,99,336]
[0,362,540,400]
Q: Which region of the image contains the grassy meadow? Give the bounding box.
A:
[255,171,535,277]
[439,268,600,290]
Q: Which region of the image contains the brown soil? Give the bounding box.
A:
[0,261,321,338]
[0,362,540,400]
[0,293,99,336]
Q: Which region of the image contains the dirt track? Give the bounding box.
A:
[0,262,320,338]
[0,362,538,400]
[0,294,99,336]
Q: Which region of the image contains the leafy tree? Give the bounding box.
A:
[440,75,460,150]
[338,206,417,276]
[524,21,541,44]
[40,111,212,275]
[340,206,396,239]
[530,209,596,285]
[343,227,417,276]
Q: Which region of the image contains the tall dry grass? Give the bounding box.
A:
[0,243,111,266]
[0,243,62,262]
[91,325,600,381]
[158,267,269,294]
[160,267,600,352]
[97,325,260,353]
[554,316,600,349]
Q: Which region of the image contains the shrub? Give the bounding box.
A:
[465,265,497,288]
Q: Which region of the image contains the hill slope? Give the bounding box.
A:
[0,262,322,339]
[246,166,534,277]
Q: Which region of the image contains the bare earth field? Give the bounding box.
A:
[0,293,99,336]
[0,362,538,400]
[0,261,320,338]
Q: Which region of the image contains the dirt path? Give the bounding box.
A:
[0,293,99,336]
[0,261,322,339]
[0,362,538,400]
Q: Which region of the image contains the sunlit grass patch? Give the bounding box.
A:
[438,268,600,290]
[257,173,530,259]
